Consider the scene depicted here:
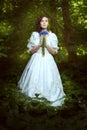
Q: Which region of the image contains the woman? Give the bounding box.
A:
[18,15,65,107]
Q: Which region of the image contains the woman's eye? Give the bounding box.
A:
[45,20,48,22]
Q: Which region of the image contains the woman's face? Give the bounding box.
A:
[40,17,49,30]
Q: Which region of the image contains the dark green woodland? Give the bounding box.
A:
[0,0,87,130]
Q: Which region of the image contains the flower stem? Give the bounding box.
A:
[42,35,46,56]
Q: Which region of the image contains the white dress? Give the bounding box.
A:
[18,31,65,107]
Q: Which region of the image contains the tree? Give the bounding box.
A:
[61,0,75,61]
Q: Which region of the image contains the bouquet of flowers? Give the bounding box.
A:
[39,30,48,56]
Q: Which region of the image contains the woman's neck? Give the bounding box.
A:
[41,29,47,31]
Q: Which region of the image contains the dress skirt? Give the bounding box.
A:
[18,48,65,107]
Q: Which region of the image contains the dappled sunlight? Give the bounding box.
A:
[18,50,29,60]
[0,21,14,36]
[71,0,87,28]
[76,44,87,56]
[2,0,13,13]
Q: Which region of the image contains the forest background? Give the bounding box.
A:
[0,0,87,130]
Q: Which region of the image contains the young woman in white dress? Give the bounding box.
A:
[18,15,65,107]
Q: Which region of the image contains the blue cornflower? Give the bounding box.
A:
[39,30,48,35]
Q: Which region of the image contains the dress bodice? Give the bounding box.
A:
[27,31,59,53]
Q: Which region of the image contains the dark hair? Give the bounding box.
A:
[36,15,50,32]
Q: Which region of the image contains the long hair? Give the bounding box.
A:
[35,15,50,32]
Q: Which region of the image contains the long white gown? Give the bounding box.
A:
[18,31,65,107]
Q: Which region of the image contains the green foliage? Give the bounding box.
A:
[70,0,87,28]
[0,81,87,130]
[2,0,13,13]
[0,21,14,36]
[76,44,87,56]
[0,0,87,129]
[54,46,68,63]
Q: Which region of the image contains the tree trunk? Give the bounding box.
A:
[61,0,76,62]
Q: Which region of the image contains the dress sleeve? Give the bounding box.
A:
[27,32,37,52]
[50,33,59,53]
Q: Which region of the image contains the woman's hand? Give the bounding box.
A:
[46,44,57,55]
[40,35,57,55]
[31,44,41,53]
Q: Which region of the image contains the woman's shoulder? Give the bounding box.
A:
[49,31,57,38]
[31,31,39,36]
